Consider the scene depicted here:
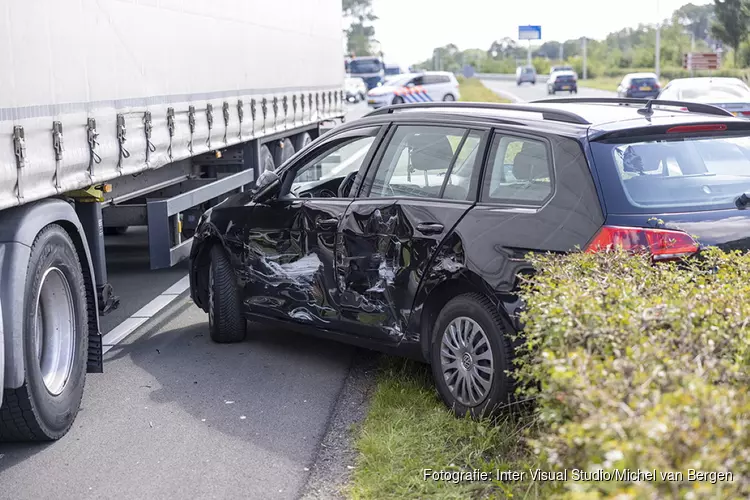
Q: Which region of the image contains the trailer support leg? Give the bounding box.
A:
[75,201,120,315]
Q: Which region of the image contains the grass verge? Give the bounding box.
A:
[348,357,546,500]
[458,77,510,103]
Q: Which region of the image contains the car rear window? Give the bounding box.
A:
[590,134,750,213]
[631,78,657,86]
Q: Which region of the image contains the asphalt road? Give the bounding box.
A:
[0,100,372,500]
[481,78,616,102]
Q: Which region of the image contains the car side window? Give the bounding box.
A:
[366,125,483,201]
[289,136,376,197]
[410,76,424,86]
[482,134,553,205]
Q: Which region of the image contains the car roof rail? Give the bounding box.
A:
[531,97,734,118]
[364,102,590,125]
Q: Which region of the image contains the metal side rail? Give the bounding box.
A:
[146,168,254,269]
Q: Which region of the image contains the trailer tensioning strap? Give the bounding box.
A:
[86,118,102,180]
[116,114,130,171]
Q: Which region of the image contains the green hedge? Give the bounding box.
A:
[515,248,750,498]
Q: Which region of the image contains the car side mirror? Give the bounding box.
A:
[251,169,280,202]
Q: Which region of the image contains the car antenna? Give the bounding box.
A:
[637,99,655,119]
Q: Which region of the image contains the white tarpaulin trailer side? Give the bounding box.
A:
[0,0,346,210]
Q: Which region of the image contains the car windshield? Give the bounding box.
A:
[384,67,401,75]
[349,59,382,74]
[522,67,534,74]
[591,134,750,213]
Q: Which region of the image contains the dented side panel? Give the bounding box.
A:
[335,198,472,342]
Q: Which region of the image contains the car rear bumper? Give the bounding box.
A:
[553,83,577,91]
[626,91,660,99]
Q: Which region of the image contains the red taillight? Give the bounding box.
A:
[741,111,750,116]
[585,226,699,261]
[666,124,727,133]
[630,85,637,90]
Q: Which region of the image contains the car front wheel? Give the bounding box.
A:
[208,245,247,344]
[430,293,514,419]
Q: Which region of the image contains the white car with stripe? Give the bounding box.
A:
[367,71,460,108]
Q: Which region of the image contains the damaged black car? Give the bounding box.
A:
[190,99,750,417]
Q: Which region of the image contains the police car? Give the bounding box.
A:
[367,71,460,108]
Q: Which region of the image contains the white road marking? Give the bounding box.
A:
[101,274,190,354]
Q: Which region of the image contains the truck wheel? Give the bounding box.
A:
[259,145,275,172]
[0,224,88,441]
[208,245,247,343]
[430,293,514,419]
[272,138,295,167]
[293,132,312,153]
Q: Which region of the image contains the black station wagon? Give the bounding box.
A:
[190,98,750,416]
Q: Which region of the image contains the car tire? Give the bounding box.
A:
[208,245,247,344]
[259,144,275,172]
[442,94,455,101]
[430,293,515,419]
[392,96,404,105]
[293,132,312,154]
[0,224,88,442]
[272,138,295,167]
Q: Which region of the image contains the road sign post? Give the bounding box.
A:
[518,25,541,67]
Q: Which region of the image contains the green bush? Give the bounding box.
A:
[515,248,750,498]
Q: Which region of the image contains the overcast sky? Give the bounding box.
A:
[369,0,712,67]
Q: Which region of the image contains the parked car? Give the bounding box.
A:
[189,98,750,418]
[547,70,578,94]
[516,65,536,85]
[345,76,368,102]
[617,72,661,98]
[657,77,750,118]
[366,71,459,108]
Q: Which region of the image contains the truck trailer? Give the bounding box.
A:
[0,0,345,441]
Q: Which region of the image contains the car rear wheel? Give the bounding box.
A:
[0,224,88,441]
[208,245,247,344]
[443,94,455,101]
[430,293,514,419]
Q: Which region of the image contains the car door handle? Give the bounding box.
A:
[416,222,444,235]
[316,217,339,230]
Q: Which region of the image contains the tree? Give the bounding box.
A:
[343,0,378,56]
[711,0,750,65]
[674,3,715,41]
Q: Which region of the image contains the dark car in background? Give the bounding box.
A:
[547,70,578,94]
[189,98,750,418]
[657,77,750,118]
[617,72,661,98]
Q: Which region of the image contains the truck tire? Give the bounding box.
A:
[293,132,312,153]
[272,138,295,167]
[208,245,247,343]
[430,293,514,419]
[259,145,275,172]
[0,224,88,441]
